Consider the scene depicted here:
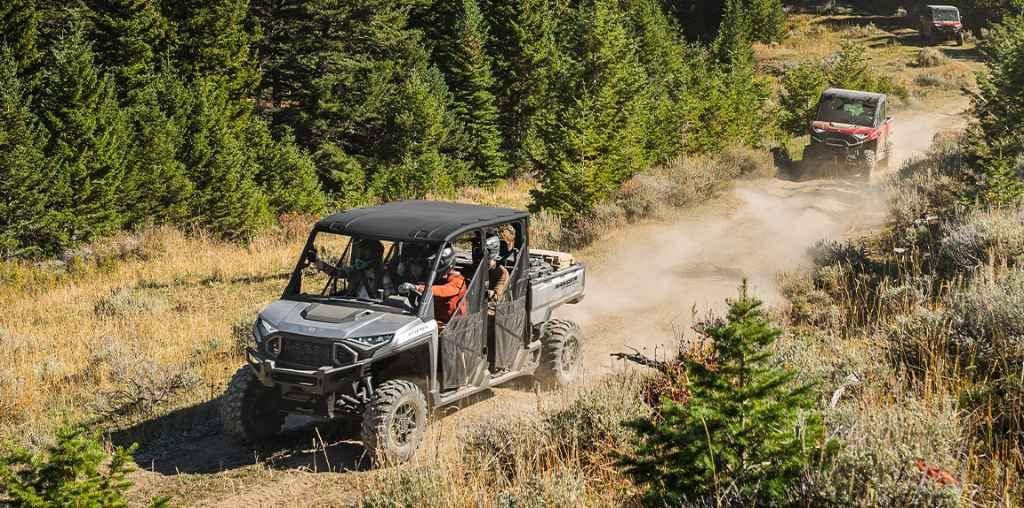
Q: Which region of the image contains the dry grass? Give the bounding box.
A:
[757,14,982,106]
[0,225,308,445]
[778,144,1024,505]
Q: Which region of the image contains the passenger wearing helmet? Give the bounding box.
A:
[415,244,467,325]
[485,235,509,306]
[395,242,432,285]
[311,238,392,299]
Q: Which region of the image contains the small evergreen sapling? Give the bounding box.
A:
[0,426,168,507]
[620,283,825,506]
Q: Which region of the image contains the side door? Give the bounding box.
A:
[489,221,530,371]
[437,231,490,390]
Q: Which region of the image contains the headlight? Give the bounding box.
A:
[266,336,282,357]
[852,133,868,140]
[346,334,394,347]
[811,127,826,134]
[252,317,277,344]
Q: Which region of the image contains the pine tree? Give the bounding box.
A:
[620,283,825,505]
[966,13,1024,204]
[624,0,695,162]
[170,0,259,101]
[0,426,168,506]
[713,0,753,68]
[746,0,786,43]
[180,77,271,239]
[530,0,649,217]
[447,0,509,182]
[0,0,41,76]
[479,0,569,171]
[249,123,328,215]
[119,71,196,225]
[0,49,52,258]
[36,22,131,248]
[370,67,464,200]
[89,0,175,91]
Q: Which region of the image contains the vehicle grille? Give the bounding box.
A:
[822,134,857,147]
[278,336,333,368]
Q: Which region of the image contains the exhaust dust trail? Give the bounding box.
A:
[559,103,967,374]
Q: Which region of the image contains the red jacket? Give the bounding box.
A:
[431,272,468,324]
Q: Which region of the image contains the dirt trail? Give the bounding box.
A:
[128,102,971,505]
[560,102,967,375]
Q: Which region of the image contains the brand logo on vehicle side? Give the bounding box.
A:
[555,275,580,289]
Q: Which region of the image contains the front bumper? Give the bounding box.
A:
[246,347,362,395]
[810,136,871,161]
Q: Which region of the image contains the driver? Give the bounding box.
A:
[415,244,467,325]
[312,238,393,298]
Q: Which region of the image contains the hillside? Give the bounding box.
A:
[5,4,1024,507]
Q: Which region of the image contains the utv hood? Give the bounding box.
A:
[259,299,422,341]
[812,121,879,139]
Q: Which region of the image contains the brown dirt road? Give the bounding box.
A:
[564,100,970,377]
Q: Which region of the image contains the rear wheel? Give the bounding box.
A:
[221,366,285,443]
[361,379,427,465]
[537,319,583,388]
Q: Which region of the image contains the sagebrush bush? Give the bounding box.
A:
[93,287,168,317]
[916,47,949,67]
[89,343,200,424]
[361,466,444,508]
[806,398,962,507]
[937,208,1024,275]
[495,468,588,508]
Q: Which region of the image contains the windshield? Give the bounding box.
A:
[815,96,878,127]
[931,8,959,21]
[293,232,439,312]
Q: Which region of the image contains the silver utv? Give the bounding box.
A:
[221,201,585,464]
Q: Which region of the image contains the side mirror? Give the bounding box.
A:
[398,282,418,296]
[885,116,893,123]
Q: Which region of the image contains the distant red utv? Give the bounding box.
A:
[919,5,966,46]
[802,88,893,180]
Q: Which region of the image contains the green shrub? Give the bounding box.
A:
[0,427,167,507]
[964,14,1024,205]
[620,284,826,505]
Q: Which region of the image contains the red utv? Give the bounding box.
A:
[802,88,893,180]
[919,5,966,46]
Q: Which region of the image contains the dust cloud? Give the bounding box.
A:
[562,104,965,375]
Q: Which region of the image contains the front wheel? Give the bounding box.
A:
[860,149,877,181]
[221,366,285,443]
[537,319,583,388]
[361,379,427,465]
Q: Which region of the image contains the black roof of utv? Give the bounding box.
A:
[315,200,529,242]
[821,88,886,103]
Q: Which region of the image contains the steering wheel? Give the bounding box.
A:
[398,282,423,308]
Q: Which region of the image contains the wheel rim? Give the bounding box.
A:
[561,336,581,373]
[389,401,419,447]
